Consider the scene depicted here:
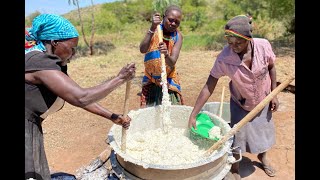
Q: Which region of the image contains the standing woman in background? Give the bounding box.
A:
[139,5,184,107]
[25,14,135,180]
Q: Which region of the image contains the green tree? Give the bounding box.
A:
[268,0,295,34]
[190,0,208,7]
[214,0,294,35]
[190,9,207,31]
[236,0,295,34]
[152,0,181,14]
[68,0,96,55]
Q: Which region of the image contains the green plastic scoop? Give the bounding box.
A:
[190,113,220,141]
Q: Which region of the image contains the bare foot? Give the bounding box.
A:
[257,153,276,177]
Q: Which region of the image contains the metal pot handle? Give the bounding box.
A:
[227,146,242,164]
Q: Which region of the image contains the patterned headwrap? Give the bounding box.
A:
[25,14,79,54]
[224,15,252,41]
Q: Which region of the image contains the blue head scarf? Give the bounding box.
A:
[25,14,79,54]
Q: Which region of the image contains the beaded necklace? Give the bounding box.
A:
[163,36,171,41]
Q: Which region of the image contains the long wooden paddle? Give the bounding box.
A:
[121,81,131,151]
[204,77,295,156]
[81,81,132,174]
[157,24,170,99]
[218,86,225,118]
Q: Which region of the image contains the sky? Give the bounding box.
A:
[25,0,117,17]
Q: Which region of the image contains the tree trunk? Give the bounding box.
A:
[89,0,95,55]
[76,1,90,54]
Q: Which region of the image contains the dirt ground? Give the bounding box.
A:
[43,47,295,180]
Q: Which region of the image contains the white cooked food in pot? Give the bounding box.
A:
[126,127,216,166]
[208,126,221,139]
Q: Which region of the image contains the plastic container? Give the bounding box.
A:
[190,113,219,141]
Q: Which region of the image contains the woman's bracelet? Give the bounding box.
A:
[110,113,119,120]
[165,50,169,58]
[148,29,155,34]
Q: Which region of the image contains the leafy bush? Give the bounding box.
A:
[252,15,286,40]
[182,32,225,51]
[25,0,294,55]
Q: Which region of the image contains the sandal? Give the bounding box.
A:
[262,164,276,177]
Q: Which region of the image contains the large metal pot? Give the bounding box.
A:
[107,105,235,180]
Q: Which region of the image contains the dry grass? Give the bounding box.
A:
[69,45,294,105]
[70,45,143,84]
[68,46,234,109]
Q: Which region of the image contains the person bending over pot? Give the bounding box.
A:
[188,15,278,179]
[25,14,136,180]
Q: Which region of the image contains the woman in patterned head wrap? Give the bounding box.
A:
[188,15,278,179]
[139,5,184,107]
[25,14,136,179]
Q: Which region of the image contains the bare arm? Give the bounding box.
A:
[159,31,183,68]
[25,63,136,108]
[188,75,219,129]
[83,103,131,129]
[140,13,161,53]
[268,62,279,111]
[269,63,277,91]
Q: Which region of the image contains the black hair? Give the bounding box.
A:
[164,5,182,16]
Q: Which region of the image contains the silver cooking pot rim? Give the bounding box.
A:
[107,105,233,170]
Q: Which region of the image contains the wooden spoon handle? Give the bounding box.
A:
[121,80,131,151]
